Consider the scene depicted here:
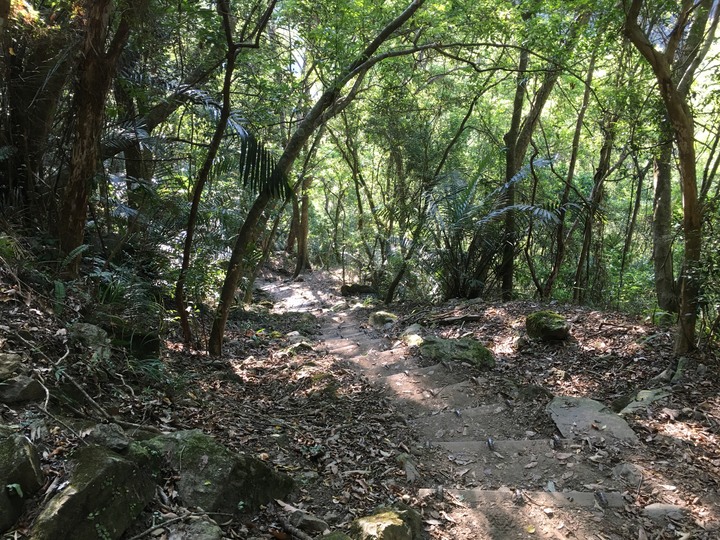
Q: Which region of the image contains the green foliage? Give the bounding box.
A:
[426,159,555,300]
[53,280,66,317]
[6,483,23,498]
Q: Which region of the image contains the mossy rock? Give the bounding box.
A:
[369,311,398,328]
[525,310,570,341]
[31,445,159,540]
[419,336,494,370]
[138,429,293,514]
[349,503,425,540]
[400,324,424,347]
[0,429,44,533]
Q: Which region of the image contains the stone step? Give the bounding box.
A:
[418,487,626,509]
[382,377,480,411]
[429,439,622,492]
[324,340,366,355]
[410,403,531,440]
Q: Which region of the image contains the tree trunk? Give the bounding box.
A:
[624,0,715,353]
[499,48,528,301]
[543,51,596,298]
[58,0,136,276]
[618,155,649,299]
[652,122,678,316]
[175,2,238,346]
[285,194,300,254]
[573,121,615,303]
[293,175,313,277]
[2,28,71,216]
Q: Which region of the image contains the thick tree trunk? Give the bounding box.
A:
[293,175,313,277]
[58,0,136,275]
[501,57,566,299]
[624,0,713,353]
[499,49,528,300]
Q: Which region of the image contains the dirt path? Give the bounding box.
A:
[258,269,712,540]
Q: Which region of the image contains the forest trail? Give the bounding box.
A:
[257,269,664,540]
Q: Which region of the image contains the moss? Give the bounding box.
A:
[420,336,495,370]
[526,310,570,341]
[368,311,398,328]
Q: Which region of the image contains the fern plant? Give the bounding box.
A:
[426,157,556,300]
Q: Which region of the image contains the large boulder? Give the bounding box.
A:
[0,426,44,533]
[525,310,570,341]
[139,430,293,514]
[31,444,159,540]
[0,374,45,403]
[349,504,425,540]
[419,336,494,370]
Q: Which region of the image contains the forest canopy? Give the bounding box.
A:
[1,0,719,356]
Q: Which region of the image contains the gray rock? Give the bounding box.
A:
[526,311,570,341]
[68,322,111,362]
[86,423,130,452]
[349,504,425,540]
[642,503,686,522]
[369,311,398,328]
[0,374,45,403]
[0,428,44,533]
[400,325,423,347]
[612,462,645,486]
[619,387,672,416]
[547,396,638,443]
[420,336,494,370]
[166,517,224,540]
[0,353,22,381]
[31,444,159,540]
[325,533,353,540]
[139,429,293,514]
[290,510,330,534]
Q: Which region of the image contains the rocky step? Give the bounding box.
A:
[418,486,630,540]
[418,486,626,509]
[410,403,536,440]
[382,378,481,412]
[429,439,622,493]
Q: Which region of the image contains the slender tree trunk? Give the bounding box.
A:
[3,28,71,215]
[175,1,238,345]
[285,195,300,254]
[652,123,678,315]
[543,51,596,298]
[209,0,427,355]
[573,122,615,303]
[618,156,648,295]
